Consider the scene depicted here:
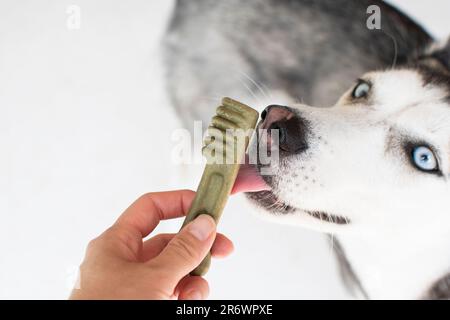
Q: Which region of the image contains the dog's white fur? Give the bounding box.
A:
[251,69,450,299]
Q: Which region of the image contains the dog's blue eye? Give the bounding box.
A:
[352,81,370,99]
[412,146,438,171]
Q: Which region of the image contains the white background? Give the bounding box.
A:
[0,0,448,299]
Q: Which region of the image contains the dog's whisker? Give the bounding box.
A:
[260,82,275,100]
[268,199,284,210]
[238,70,271,101]
[238,77,263,105]
[380,29,399,69]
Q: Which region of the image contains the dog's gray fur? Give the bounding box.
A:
[164,0,431,126]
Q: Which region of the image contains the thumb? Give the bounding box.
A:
[150,214,216,287]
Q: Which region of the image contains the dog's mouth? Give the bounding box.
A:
[232,163,350,225]
[303,210,349,225]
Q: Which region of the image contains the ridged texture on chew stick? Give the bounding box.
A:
[181,97,259,276]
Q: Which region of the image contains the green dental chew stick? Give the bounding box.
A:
[180,97,259,276]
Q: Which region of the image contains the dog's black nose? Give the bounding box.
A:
[261,105,308,153]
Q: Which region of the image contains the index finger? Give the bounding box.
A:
[115,190,195,239]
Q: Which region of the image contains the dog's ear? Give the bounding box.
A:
[418,37,450,74]
[429,37,450,70]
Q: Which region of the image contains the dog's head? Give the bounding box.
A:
[236,39,450,237]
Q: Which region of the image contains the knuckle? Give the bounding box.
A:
[87,226,119,251]
[151,233,170,243]
[170,237,201,262]
[87,237,100,250]
[103,225,122,240]
[138,192,155,203]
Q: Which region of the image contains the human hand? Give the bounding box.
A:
[70,190,233,300]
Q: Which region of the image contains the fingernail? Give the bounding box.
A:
[189,214,215,241]
[185,290,203,300]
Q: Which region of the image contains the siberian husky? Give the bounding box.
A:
[164,0,450,299]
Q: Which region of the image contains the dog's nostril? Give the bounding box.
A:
[269,123,286,144]
[262,105,291,122]
[261,104,308,154]
[261,109,268,121]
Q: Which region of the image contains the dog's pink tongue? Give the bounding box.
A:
[231,164,271,195]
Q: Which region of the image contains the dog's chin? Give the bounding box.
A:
[233,164,350,228]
